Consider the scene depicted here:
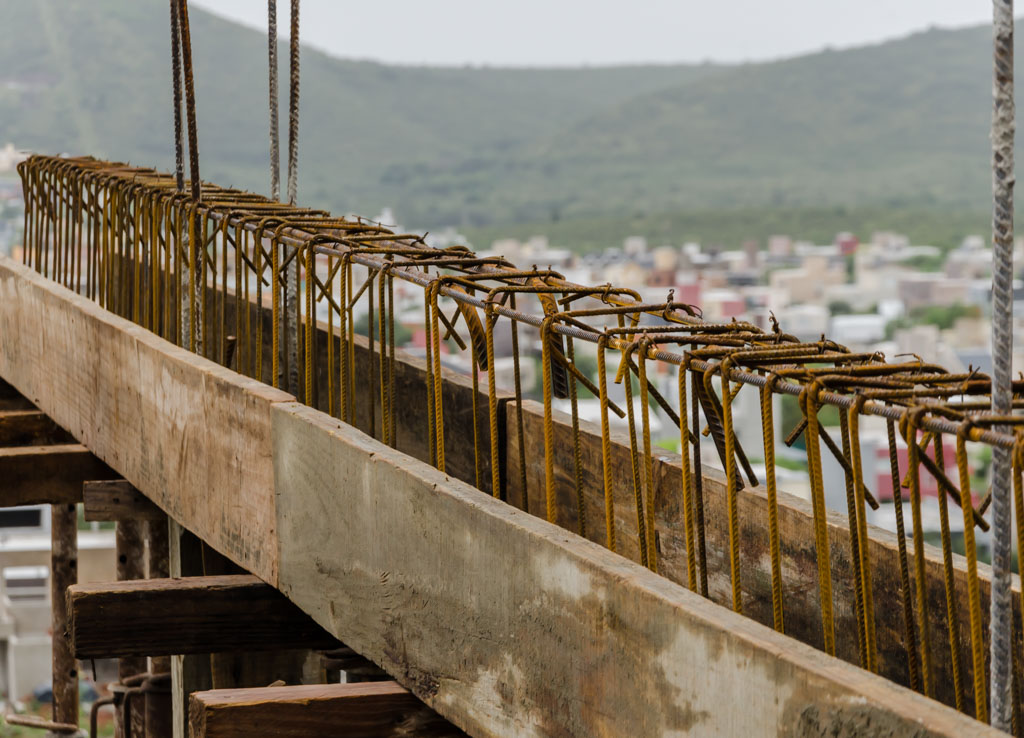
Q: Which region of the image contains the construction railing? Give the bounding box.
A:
[17,154,1024,725]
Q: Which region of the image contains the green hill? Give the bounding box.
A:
[0,0,714,220]
[428,24,1007,224]
[0,1,1015,240]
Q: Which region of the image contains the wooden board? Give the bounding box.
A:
[272,401,993,737]
[189,681,466,738]
[83,480,167,522]
[67,574,338,659]
[506,398,1022,715]
[0,409,73,446]
[0,260,292,583]
[0,444,114,506]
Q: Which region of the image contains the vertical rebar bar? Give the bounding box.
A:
[990,0,1015,729]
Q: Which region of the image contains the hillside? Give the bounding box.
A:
[0,0,713,221]
[0,1,1016,236]
[397,24,1017,226]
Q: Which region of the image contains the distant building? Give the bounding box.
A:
[767,235,792,257]
[834,231,859,256]
[0,144,29,173]
[0,506,115,700]
[830,314,887,346]
[778,304,829,342]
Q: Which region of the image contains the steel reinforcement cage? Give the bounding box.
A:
[17,154,1024,724]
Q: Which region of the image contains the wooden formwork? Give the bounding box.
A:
[0,257,1001,736]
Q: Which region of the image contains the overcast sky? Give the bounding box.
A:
[191,0,993,67]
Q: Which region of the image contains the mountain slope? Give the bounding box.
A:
[0,2,1015,231]
[393,24,1016,224]
[0,0,713,220]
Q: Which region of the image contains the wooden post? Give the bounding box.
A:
[147,514,173,738]
[198,546,321,691]
[116,519,147,738]
[50,502,78,728]
[169,520,211,738]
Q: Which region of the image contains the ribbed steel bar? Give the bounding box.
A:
[19,155,1024,722]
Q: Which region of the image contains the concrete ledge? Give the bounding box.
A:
[272,401,993,737]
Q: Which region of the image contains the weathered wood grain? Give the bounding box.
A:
[67,575,338,659]
[273,401,994,737]
[0,260,292,582]
[0,409,73,446]
[83,479,166,522]
[188,681,466,738]
[0,444,114,506]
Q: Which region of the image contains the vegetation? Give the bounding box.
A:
[884,302,982,340]
[464,205,991,255]
[354,313,413,346]
[1,2,1021,247]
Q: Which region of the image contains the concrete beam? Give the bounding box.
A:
[0,258,998,737]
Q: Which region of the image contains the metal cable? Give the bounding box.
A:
[287,0,300,206]
[169,0,184,193]
[176,0,200,202]
[990,0,1016,728]
[283,0,301,394]
[267,0,280,202]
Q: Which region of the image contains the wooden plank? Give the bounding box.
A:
[67,575,338,659]
[0,443,114,505]
[83,479,166,522]
[505,399,1021,715]
[188,681,466,738]
[0,259,292,583]
[272,401,994,738]
[0,409,73,446]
